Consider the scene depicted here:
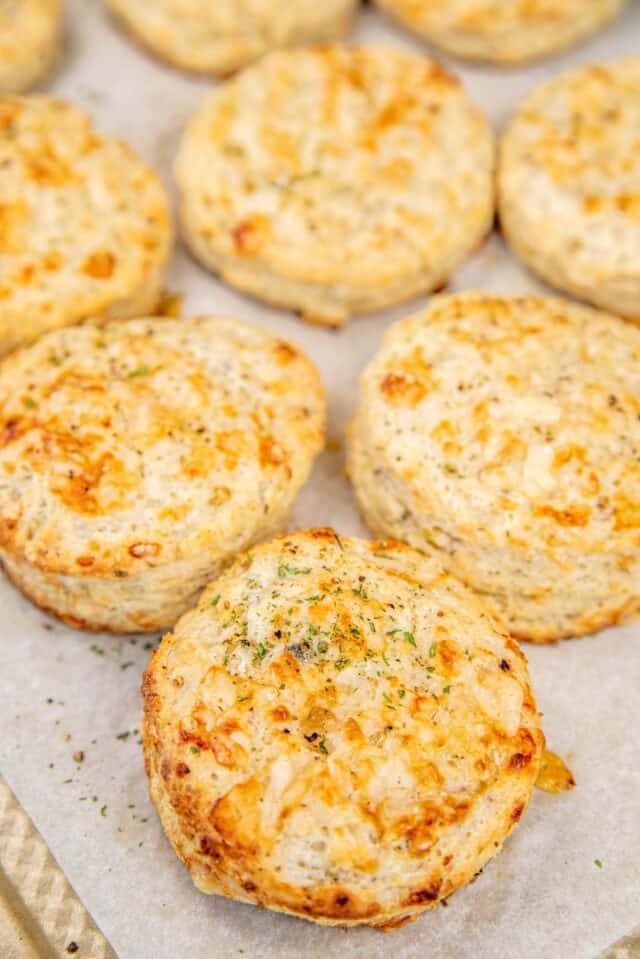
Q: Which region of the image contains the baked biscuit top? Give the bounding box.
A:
[175,46,494,292]
[0,317,325,576]
[104,0,356,74]
[499,60,640,284]
[0,0,60,92]
[0,97,172,353]
[374,0,627,63]
[358,292,640,553]
[144,529,542,922]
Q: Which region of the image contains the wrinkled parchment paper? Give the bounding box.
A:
[1,2,640,956]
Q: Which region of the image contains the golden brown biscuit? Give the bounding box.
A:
[0,96,172,357]
[347,292,640,642]
[499,59,640,320]
[373,0,627,64]
[0,0,61,93]
[104,0,357,75]
[0,317,325,632]
[143,529,543,927]
[175,46,495,326]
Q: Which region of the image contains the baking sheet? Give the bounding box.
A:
[0,775,115,959]
[1,1,640,956]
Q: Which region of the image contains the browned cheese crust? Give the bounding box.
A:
[143,529,544,928]
[0,317,325,631]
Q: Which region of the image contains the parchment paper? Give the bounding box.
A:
[1,2,640,956]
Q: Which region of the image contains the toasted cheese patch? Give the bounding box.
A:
[143,530,543,928]
[175,45,495,326]
[104,0,357,75]
[499,59,640,319]
[347,292,640,642]
[0,0,61,93]
[0,316,325,632]
[374,0,627,64]
[536,750,575,794]
[0,96,172,357]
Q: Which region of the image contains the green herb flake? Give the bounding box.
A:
[442,685,452,694]
[127,365,151,379]
[594,859,603,869]
[254,643,269,661]
[404,631,416,647]
[334,658,350,671]
[397,689,406,698]
[211,594,221,606]
[90,644,105,657]
[317,641,328,654]
[116,731,130,741]
[120,661,134,671]
[277,563,312,578]
[318,739,329,755]
[22,395,38,409]
[100,805,107,817]
[237,695,249,703]
[189,745,200,754]
[428,641,438,658]
[48,353,63,366]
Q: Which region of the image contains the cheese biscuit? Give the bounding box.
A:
[0,317,325,632]
[176,46,494,327]
[374,0,627,64]
[499,59,640,320]
[0,97,172,357]
[105,0,357,75]
[348,292,640,642]
[143,528,543,927]
[0,0,61,93]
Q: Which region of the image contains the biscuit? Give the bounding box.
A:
[104,0,357,75]
[175,46,495,327]
[347,292,640,642]
[0,0,61,93]
[373,0,627,64]
[143,528,543,928]
[499,59,640,319]
[0,317,325,632]
[0,96,172,357]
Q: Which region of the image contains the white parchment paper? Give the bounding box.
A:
[1,2,640,956]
